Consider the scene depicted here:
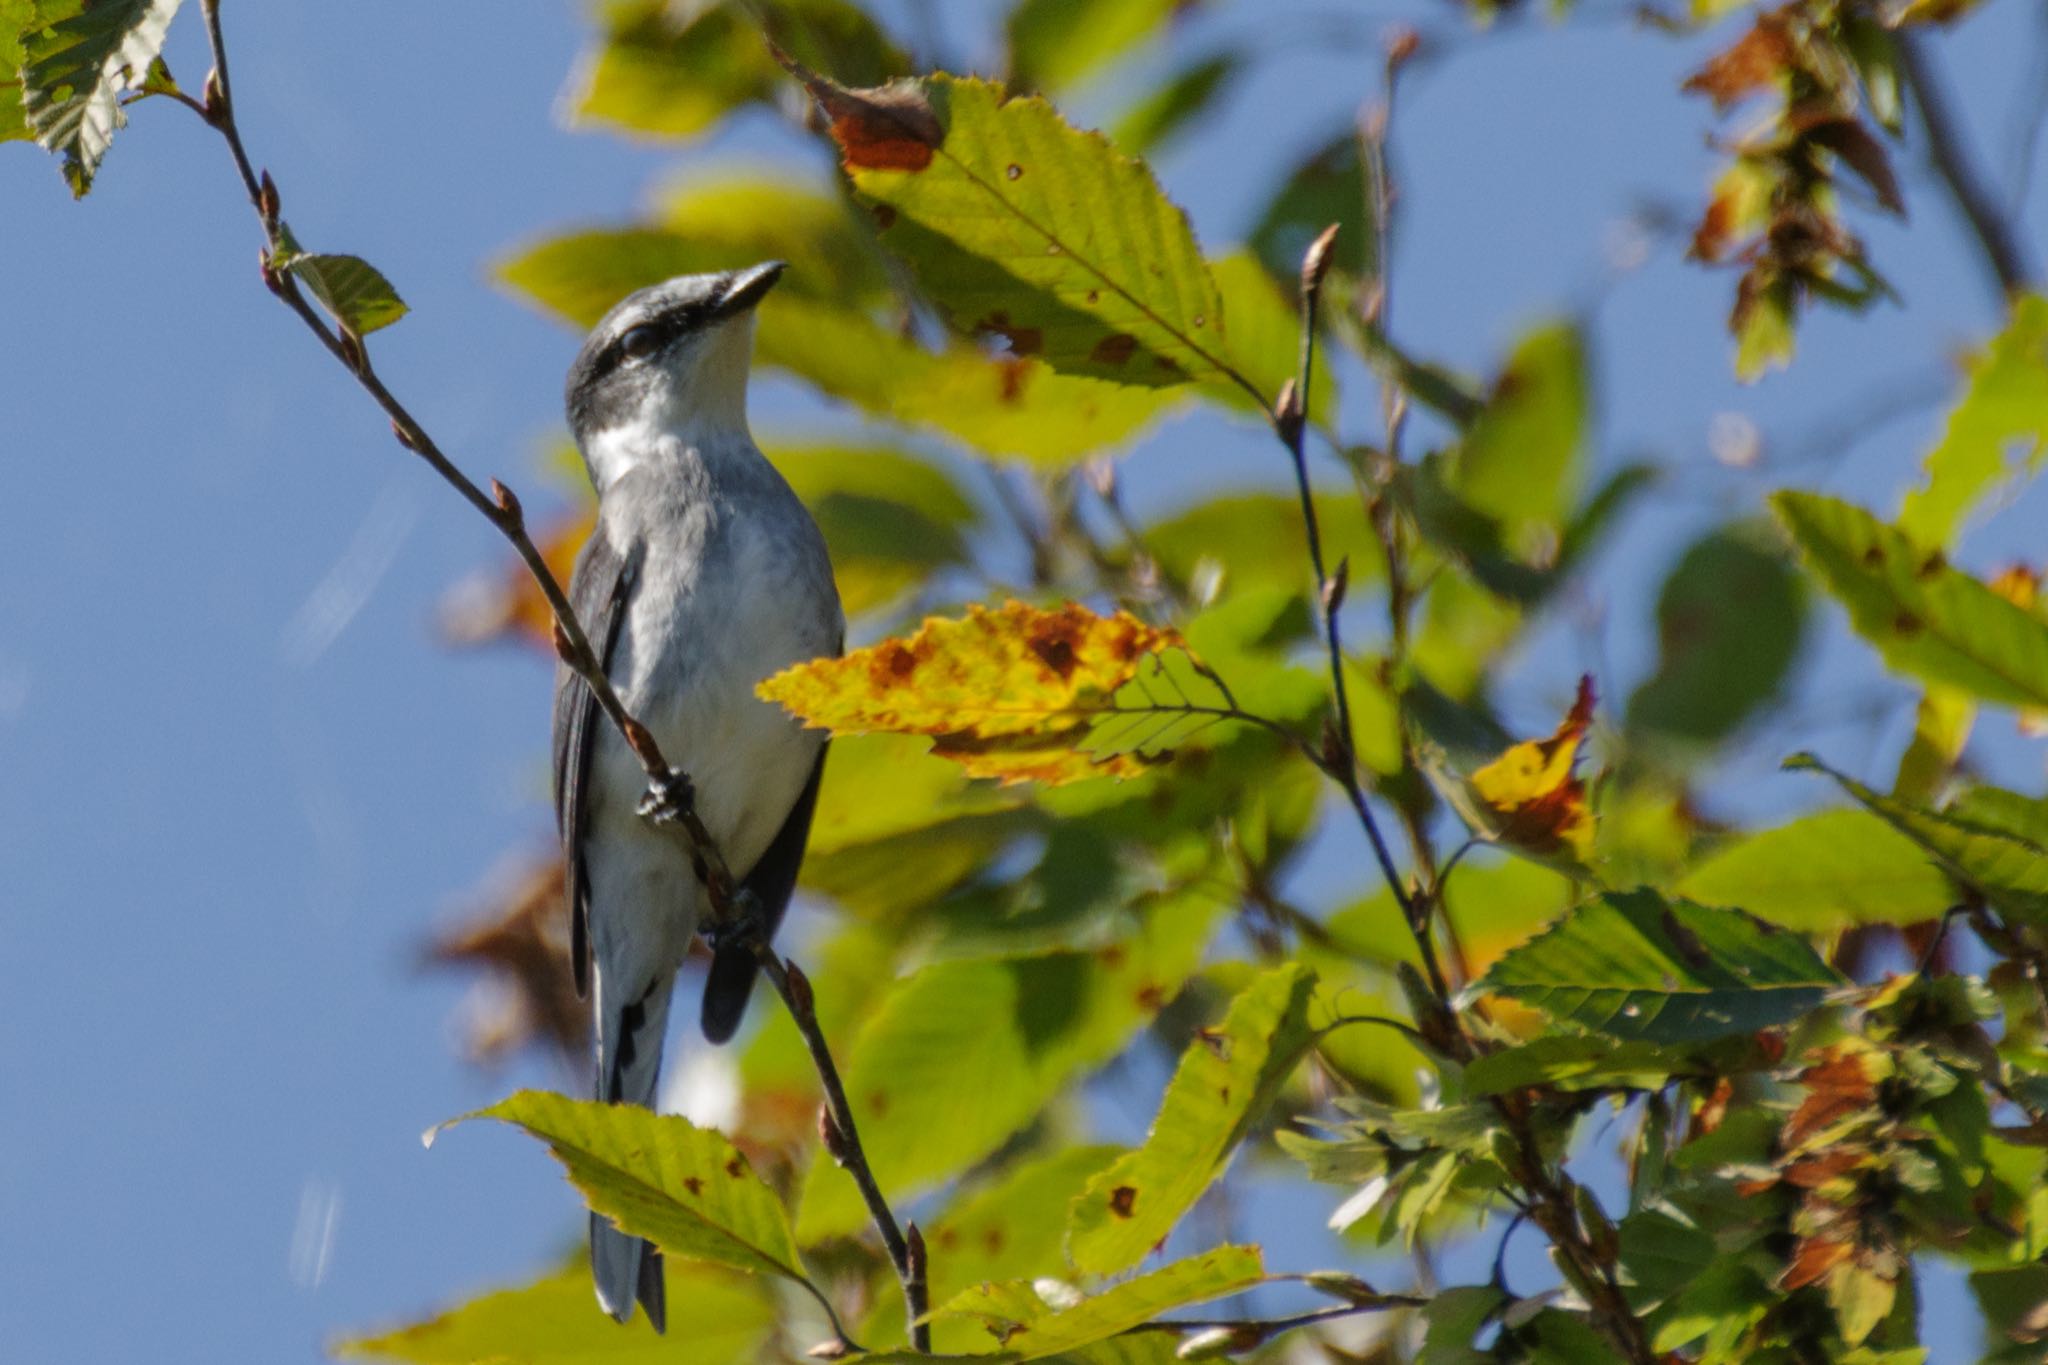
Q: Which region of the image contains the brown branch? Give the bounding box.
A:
[766,956,930,1352]
[1897,28,2036,300]
[188,2,928,1347]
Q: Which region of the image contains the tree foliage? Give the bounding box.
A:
[15,0,2048,1360]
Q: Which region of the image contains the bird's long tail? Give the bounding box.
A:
[591,970,673,1331]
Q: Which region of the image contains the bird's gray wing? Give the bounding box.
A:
[699,742,829,1044]
[550,526,634,1001]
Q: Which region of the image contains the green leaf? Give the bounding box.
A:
[1462,1035,1692,1096]
[17,0,180,195]
[1771,490,2048,709]
[1419,1285,1509,1365]
[930,1244,1264,1361]
[793,889,1224,1241]
[1678,809,1955,931]
[799,70,1228,387]
[1618,1209,1716,1304]
[452,1091,810,1287]
[564,0,903,141]
[1143,490,1381,601]
[1950,784,2048,847]
[1453,321,1587,529]
[1249,130,1371,282]
[1068,964,1318,1273]
[1898,295,2048,546]
[762,295,1174,464]
[277,246,408,336]
[1626,523,1804,753]
[495,175,889,326]
[1787,753,2048,923]
[1109,53,1238,156]
[769,443,977,616]
[1478,888,1842,1043]
[333,1259,775,1363]
[1005,0,1189,93]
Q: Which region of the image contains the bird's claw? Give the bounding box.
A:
[711,887,768,952]
[636,768,697,826]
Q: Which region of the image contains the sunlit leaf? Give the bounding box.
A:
[1142,491,1381,602]
[1205,250,1337,422]
[759,600,1235,787]
[790,68,1229,387]
[276,240,409,337]
[1678,809,1954,931]
[1479,888,1842,1043]
[772,443,978,616]
[563,0,903,141]
[1453,322,1587,530]
[1005,0,1194,92]
[792,887,1224,1241]
[333,1259,775,1364]
[759,294,1174,464]
[1068,964,1317,1273]
[1626,523,1804,754]
[1898,294,2048,546]
[930,1245,1264,1360]
[450,1092,811,1287]
[1787,753,2048,923]
[1110,52,1239,155]
[1772,491,2048,710]
[1463,1035,1692,1096]
[1459,676,1597,863]
[17,0,179,195]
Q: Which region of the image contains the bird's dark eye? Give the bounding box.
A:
[619,324,662,362]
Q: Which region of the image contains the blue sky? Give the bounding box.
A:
[2,1,2043,1360]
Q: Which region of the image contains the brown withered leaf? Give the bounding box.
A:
[1683,17,1795,110]
[1806,118,1905,215]
[1779,1233,1854,1290]
[424,855,586,1064]
[757,599,1217,786]
[1783,1043,1882,1148]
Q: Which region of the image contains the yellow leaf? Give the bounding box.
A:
[757,599,1212,787]
[1469,676,1598,861]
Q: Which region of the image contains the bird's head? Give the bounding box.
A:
[564,261,785,486]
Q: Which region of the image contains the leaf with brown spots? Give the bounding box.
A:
[1783,1043,1886,1149]
[1682,17,1794,110]
[450,1092,815,1292]
[759,599,1239,787]
[1068,964,1318,1274]
[780,63,1229,387]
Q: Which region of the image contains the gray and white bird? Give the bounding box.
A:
[551,261,841,1330]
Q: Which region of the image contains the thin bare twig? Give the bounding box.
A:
[188,3,927,1347]
[1897,28,2037,300]
[1123,1294,1428,1353]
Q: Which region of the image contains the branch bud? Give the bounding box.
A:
[551,621,575,665]
[817,1104,853,1164]
[1176,1324,1264,1359]
[1385,24,1421,71]
[784,959,815,1018]
[805,1338,852,1360]
[906,1222,928,1281]
[1084,456,1116,501]
[490,478,524,528]
[201,68,227,125]
[337,327,370,377]
[390,418,421,453]
[1300,223,1341,298]
[1322,556,1350,617]
[1274,378,1304,449]
[257,169,280,223]
[257,249,285,295]
[1318,713,1348,773]
[1303,1270,1381,1305]
[621,716,662,767]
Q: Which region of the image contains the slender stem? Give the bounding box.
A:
[760,954,930,1352]
[188,4,927,1345]
[1897,29,2036,300]
[1123,1295,1428,1350]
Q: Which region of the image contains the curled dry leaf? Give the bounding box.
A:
[1467,675,1598,862]
[757,599,1212,786]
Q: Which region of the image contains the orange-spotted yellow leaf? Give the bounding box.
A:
[756,599,1219,786]
[1464,675,1597,862]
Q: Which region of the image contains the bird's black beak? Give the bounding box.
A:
[714,260,786,320]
